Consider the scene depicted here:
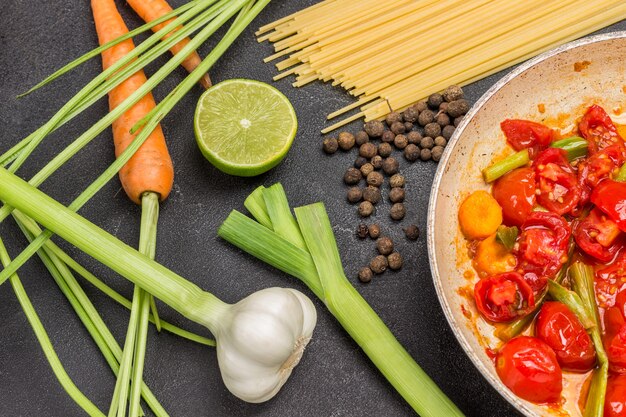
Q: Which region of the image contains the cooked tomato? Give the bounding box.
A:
[501,119,554,157]
[474,272,535,323]
[591,180,626,233]
[577,145,625,206]
[533,148,580,215]
[534,301,595,372]
[579,104,626,156]
[517,212,571,287]
[492,167,536,226]
[573,208,623,262]
[605,375,626,417]
[596,254,626,309]
[495,336,562,404]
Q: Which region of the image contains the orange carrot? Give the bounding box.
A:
[92,0,174,205]
[127,0,212,89]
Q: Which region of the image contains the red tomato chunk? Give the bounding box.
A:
[474,272,535,323]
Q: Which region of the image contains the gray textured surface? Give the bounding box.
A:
[0,1,623,416]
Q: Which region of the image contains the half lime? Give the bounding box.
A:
[194,79,297,176]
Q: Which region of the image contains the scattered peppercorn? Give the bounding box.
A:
[385,112,403,126]
[378,142,393,158]
[364,120,384,137]
[439,102,449,113]
[424,122,441,138]
[427,93,444,109]
[367,171,384,187]
[390,203,406,220]
[415,101,428,112]
[403,105,420,123]
[389,187,405,203]
[447,99,470,118]
[359,142,377,158]
[442,85,464,102]
[417,109,434,126]
[454,117,463,127]
[361,163,375,177]
[347,187,363,203]
[371,155,383,169]
[358,267,373,283]
[322,137,338,154]
[394,134,408,149]
[407,131,422,145]
[404,224,420,240]
[344,167,362,185]
[382,157,399,175]
[354,156,368,168]
[356,223,369,239]
[387,252,403,271]
[377,236,394,255]
[390,121,406,135]
[442,124,455,139]
[355,131,369,146]
[381,130,395,143]
[338,131,355,151]
[432,145,444,162]
[389,173,405,188]
[435,112,450,127]
[363,186,382,204]
[434,136,447,147]
[404,121,413,132]
[358,201,374,217]
[370,255,388,274]
[420,148,432,161]
[420,136,434,149]
[368,224,381,239]
[404,144,420,162]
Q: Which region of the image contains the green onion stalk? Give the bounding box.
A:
[220,184,464,417]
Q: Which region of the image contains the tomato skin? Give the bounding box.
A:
[517,211,571,285]
[605,375,626,417]
[591,180,626,233]
[573,208,624,262]
[474,272,535,323]
[579,104,626,156]
[492,167,536,227]
[533,148,581,215]
[501,119,554,157]
[535,301,595,372]
[595,254,626,309]
[495,336,563,404]
[577,145,625,206]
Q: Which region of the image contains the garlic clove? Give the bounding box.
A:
[215,287,317,403]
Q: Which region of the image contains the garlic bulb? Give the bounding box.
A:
[213,287,317,403]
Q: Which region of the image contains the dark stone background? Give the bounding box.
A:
[0,1,623,416]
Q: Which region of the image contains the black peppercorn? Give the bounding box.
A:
[403,105,420,123]
[356,223,369,239]
[355,131,369,146]
[404,144,420,162]
[454,117,463,127]
[439,102,449,113]
[424,122,441,138]
[389,187,405,203]
[381,130,395,143]
[378,142,393,158]
[417,109,435,126]
[390,203,406,220]
[404,224,420,240]
[344,168,362,185]
[354,156,368,168]
[347,187,362,203]
[447,99,470,118]
[390,121,406,135]
[370,255,388,274]
[382,157,399,175]
[371,155,383,169]
[407,131,422,145]
[359,142,377,158]
[432,146,444,162]
[434,136,447,147]
[442,124,456,139]
[363,186,382,204]
[358,201,374,217]
[368,224,381,239]
[358,267,373,283]
[442,85,464,102]
[360,163,374,177]
[404,121,413,132]
[389,173,405,188]
[420,148,432,161]
[338,131,355,151]
[367,171,384,187]
[415,101,428,112]
[364,120,384,138]
[322,137,338,154]
[385,112,403,126]
[394,134,408,149]
[420,136,434,149]
[387,252,403,271]
[376,236,394,255]
[427,93,444,109]
[435,112,451,127]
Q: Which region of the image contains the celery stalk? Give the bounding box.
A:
[482,149,530,183]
